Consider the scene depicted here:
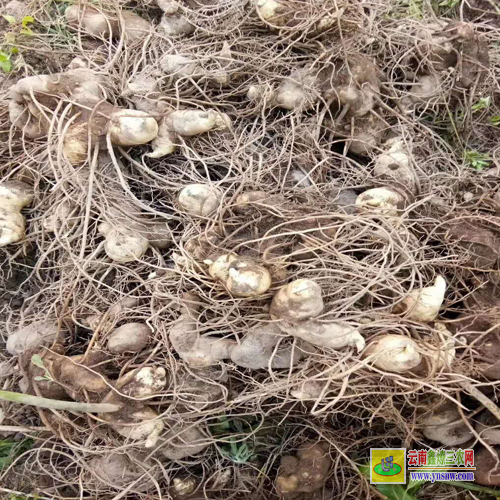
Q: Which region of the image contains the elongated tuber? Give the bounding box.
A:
[0,181,34,247]
[394,276,446,323]
[148,109,231,158]
[178,184,222,217]
[363,334,422,373]
[270,279,365,351]
[107,323,151,354]
[7,320,60,356]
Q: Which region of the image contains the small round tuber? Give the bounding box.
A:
[356,187,406,216]
[225,258,272,297]
[98,223,150,263]
[363,334,422,373]
[178,184,222,217]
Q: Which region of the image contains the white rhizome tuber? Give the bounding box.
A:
[148,109,231,158]
[394,276,446,322]
[270,279,365,351]
[207,253,272,297]
[0,181,34,247]
[178,183,222,217]
[363,334,422,373]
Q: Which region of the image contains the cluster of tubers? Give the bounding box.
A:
[2,1,500,498]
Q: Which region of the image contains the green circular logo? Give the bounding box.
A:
[373,463,402,477]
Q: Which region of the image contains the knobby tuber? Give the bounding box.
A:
[42,200,78,234]
[207,254,272,297]
[270,279,365,351]
[373,138,417,194]
[421,398,473,446]
[107,323,151,354]
[276,441,332,498]
[178,184,222,217]
[169,292,236,367]
[157,0,195,37]
[115,366,167,398]
[0,181,34,247]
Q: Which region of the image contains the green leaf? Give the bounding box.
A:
[20,27,33,36]
[490,115,500,126]
[0,59,12,72]
[34,376,47,382]
[2,15,16,25]
[439,480,500,496]
[0,53,7,61]
[21,15,34,26]
[31,354,45,369]
[471,96,491,112]
[10,47,18,54]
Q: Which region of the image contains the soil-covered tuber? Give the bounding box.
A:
[276,441,332,498]
[230,323,310,370]
[98,211,171,263]
[356,187,406,216]
[0,181,34,247]
[207,255,272,297]
[87,452,160,492]
[421,398,473,446]
[7,320,60,356]
[474,446,500,486]
[107,323,151,353]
